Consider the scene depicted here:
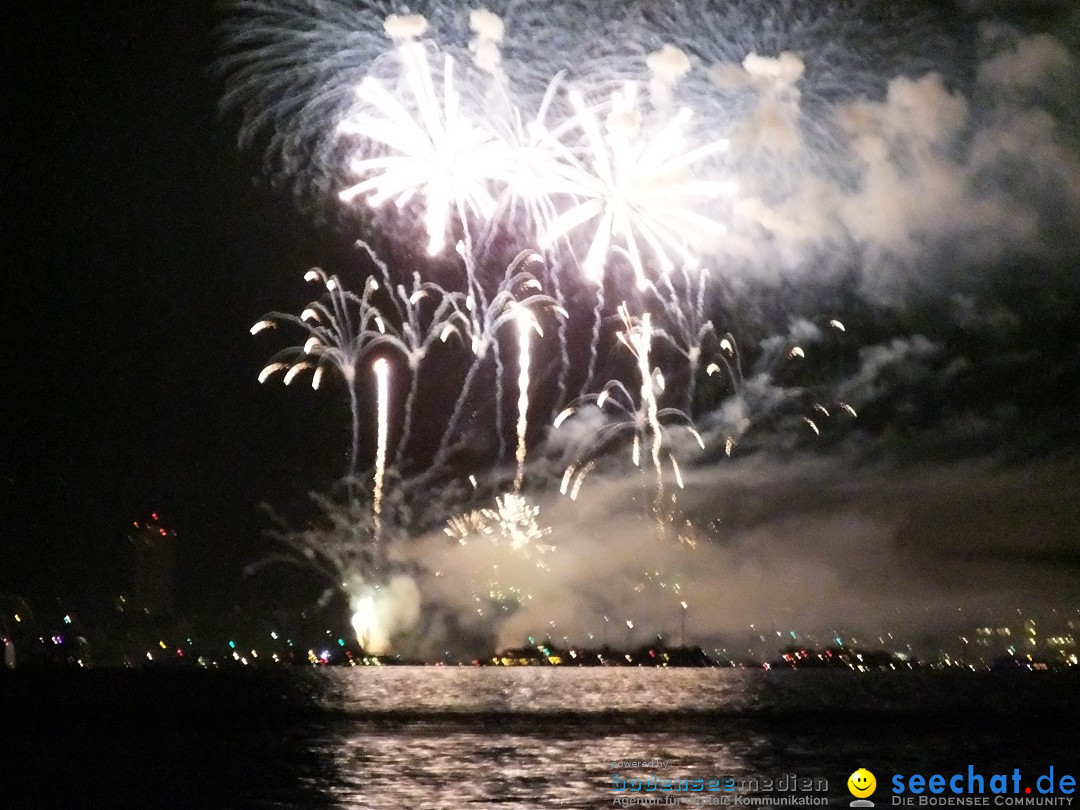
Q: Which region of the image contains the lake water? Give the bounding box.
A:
[2,667,1077,807]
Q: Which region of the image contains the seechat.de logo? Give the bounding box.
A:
[848,768,877,807]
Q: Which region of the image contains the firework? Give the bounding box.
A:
[371,357,390,563]
[539,82,734,289]
[649,266,741,414]
[337,40,512,255]
[555,302,704,501]
[252,243,468,477]
[512,305,536,492]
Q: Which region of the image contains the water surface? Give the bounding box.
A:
[2,667,1076,807]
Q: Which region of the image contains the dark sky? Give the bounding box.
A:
[3,1,1079,646]
[3,3,353,610]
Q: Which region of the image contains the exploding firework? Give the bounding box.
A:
[440,491,556,621]
[555,303,705,502]
[337,38,513,255]
[425,247,564,475]
[539,81,735,289]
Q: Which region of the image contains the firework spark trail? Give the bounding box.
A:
[442,491,555,618]
[481,494,553,559]
[466,75,574,417]
[372,357,390,568]
[546,258,572,418]
[701,318,859,455]
[348,244,471,470]
[221,0,962,235]
[223,0,995,657]
[513,305,535,492]
[480,72,569,250]
[706,333,744,393]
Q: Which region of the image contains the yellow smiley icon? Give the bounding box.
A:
[848,768,876,798]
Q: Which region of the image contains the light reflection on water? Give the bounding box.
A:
[290,668,1078,808]
[315,666,757,713]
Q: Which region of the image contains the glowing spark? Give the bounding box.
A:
[553,407,575,429]
[634,311,664,481]
[350,591,379,652]
[250,320,275,335]
[253,249,468,478]
[383,13,427,41]
[670,453,685,489]
[513,306,534,492]
[569,461,596,501]
[560,465,575,495]
[258,362,287,384]
[482,493,552,553]
[372,358,390,552]
[803,417,820,436]
[789,346,805,359]
[688,426,706,449]
[829,319,846,331]
[284,362,312,385]
[445,510,492,543]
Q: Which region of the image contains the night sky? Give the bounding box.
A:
[4,3,356,612]
[4,1,1079,647]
